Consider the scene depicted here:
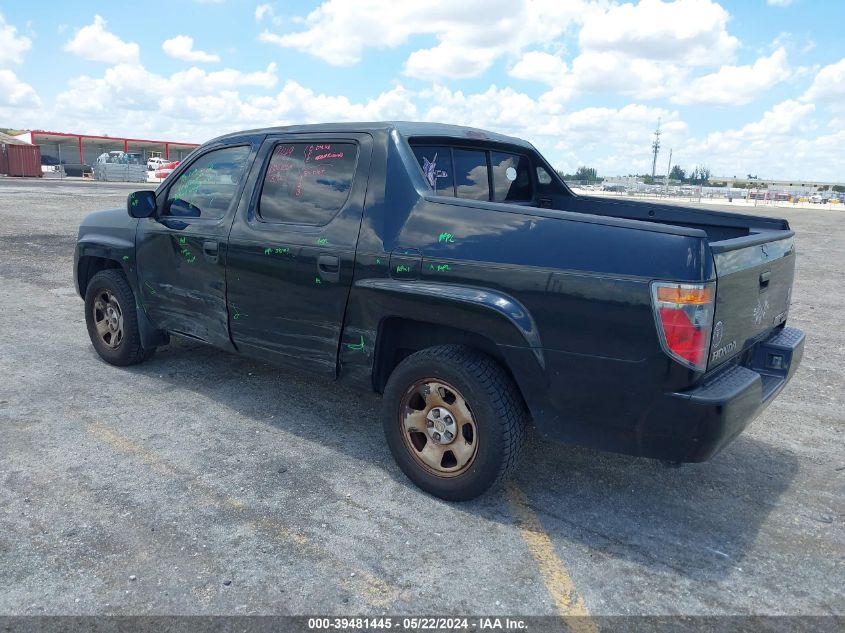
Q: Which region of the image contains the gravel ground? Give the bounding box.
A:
[0,178,842,618]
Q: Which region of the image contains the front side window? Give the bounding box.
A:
[491,151,533,202]
[258,142,357,224]
[453,149,489,201]
[166,145,250,219]
[411,146,455,197]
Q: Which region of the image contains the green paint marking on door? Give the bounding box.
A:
[345,335,365,352]
[315,277,322,285]
[438,232,455,243]
[231,304,247,320]
[143,282,157,295]
[178,236,187,245]
[376,257,382,265]
[395,265,410,274]
[264,247,273,255]
[122,255,129,261]
[317,237,329,245]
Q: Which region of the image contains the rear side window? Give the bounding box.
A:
[491,151,533,201]
[259,142,357,225]
[453,149,490,201]
[411,146,455,197]
[536,166,552,185]
[166,145,250,219]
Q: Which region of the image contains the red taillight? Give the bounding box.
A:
[651,282,715,371]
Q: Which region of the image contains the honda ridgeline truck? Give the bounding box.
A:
[74,122,804,500]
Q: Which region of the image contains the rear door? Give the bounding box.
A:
[225,133,373,375]
[709,234,795,368]
[136,141,257,347]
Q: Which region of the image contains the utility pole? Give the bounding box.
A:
[650,118,661,181]
[664,148,672,194]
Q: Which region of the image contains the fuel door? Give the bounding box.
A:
[389,248,422,280]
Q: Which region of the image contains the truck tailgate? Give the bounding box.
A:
[709,231,795,369]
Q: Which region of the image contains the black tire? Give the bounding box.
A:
[84,269,154,366]
[382,345,528,501]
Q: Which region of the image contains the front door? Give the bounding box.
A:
[226,134,372,375]
[135,142,257,348]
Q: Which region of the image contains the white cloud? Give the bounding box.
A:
[421,84,551,137]
[0,13,39,113]
[404,41,502,80]
[261,0,589,77]
[579,0,738,66]
[565,51,685,100]
[40,60,842,180]
[162,35,220,63]
[0,69,40,107]
[672,47,790,105]
[684,99,819,177]
[766,0,794,6]
[64,15,140,64]
[508,51,568,84]
[49,60,412,140]
[0,12,32,67]
[261,0,753,102]
[54,62,279,119]
[170,63,278,93]
[255,3,284,26]
[802,58,845,109]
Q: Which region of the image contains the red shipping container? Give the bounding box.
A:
[4,143,42,177]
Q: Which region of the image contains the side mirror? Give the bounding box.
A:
[128,191,157,218]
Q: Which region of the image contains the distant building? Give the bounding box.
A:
[13,130,199,166]
[713,176,844,194]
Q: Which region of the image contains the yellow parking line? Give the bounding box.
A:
[86,421,395,608]
[505,482,598,633]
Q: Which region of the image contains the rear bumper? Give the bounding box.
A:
[639,326,805,462]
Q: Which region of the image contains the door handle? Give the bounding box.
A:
[759,270,770,290]
[203,240,219,263]
[317,254,340,282]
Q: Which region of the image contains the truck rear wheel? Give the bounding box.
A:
[382,345,527,501]
[84,269,154,366]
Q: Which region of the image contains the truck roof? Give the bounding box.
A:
[209,121,533,149]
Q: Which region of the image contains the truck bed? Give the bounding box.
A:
[558,194,788,242]
[558,194,795,371]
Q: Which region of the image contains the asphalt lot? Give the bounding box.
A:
[0,178,842,619]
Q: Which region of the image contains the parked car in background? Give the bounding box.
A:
[41,155,65,166]
[154,160,180,179]
[147,157,168,171]
[63,163,93,178]
[809,194,824,203]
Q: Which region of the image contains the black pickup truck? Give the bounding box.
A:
[75,122,804,500]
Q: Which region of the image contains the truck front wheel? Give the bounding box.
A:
[84,269,154,366]
[382,345,528,501]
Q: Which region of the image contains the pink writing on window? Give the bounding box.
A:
[315,152,343,161]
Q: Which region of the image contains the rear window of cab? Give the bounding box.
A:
[410,143,534,203]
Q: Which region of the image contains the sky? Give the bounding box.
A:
[0,0,843,180]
